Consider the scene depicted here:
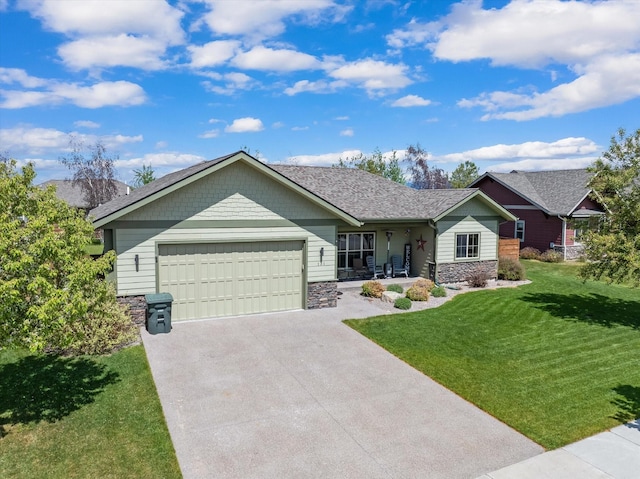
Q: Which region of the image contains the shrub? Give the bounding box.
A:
[431,286,447,298]
[466,269,490,288]
[406,279,433,301]
[386,284,404,294]
[394,297,412,310]
[361,280,386,298]
[540,249,564,263]
[51,283,138,355]
[498,257,526,281]
[520,247,541,260]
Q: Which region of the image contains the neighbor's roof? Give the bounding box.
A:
[90,151,513,225]
[40,179,130,209]
[469,169,601,216]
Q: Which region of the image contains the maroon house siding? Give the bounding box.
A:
[475,176,564,252]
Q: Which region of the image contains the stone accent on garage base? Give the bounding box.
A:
[437,260,498,284]
[307,281,337,309]
[117,295,147,327]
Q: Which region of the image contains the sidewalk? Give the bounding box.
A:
[477,419,640,478]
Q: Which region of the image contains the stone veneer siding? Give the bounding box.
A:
[437,260,498,284]
[553,245,585,260]
[307,281,338,309]
[117,295,147,327]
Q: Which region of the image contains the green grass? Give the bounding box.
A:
[85,242,104,255]
[0,346,181,479]
[345,261,640,449]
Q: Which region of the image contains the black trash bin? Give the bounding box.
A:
[145,293,173,334]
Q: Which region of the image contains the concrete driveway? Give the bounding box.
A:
[142,292,543,478]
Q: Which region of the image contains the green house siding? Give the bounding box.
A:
[107,161,340,297]
[436,217,500,263]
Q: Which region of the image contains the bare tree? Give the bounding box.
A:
[406,143,450,189]
[60,138,119,210]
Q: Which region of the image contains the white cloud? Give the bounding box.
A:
[329,59,412,95]
[284,79,346,96]
[272,121,285,129]
[291,126,308,131]
[335,115,349,120]
[0,69,147,108]
[486,158,597,173]
[115,152,206,169]
[21,0,185,70]
[225,117,264,133]
[388,0,640,120]
[0,126,142,155]
[188,40,240,68]
[460,53,640,121]
[430,0,640,68]
[339,128,354,137]
[74,120,100,129]
[434,137,600,164]
[198,129,220,139]
[0,67,48,88]
[284,149,363,166]
[58,35,169,71]
[201,71,257,95]
[391,94,431,107]
[155,141,168,149]
[232,46,320,71]
[200,0,350,41]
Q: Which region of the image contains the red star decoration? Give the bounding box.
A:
[416,234,426,251]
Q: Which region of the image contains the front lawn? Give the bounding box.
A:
[345,261,640,449]
[0,345,181,479]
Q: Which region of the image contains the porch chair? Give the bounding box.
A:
[365,255,385,279]
[351,258,369,279]
[390,254,409,278]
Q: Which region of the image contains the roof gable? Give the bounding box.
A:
[470,169,599,215]
[91,152,361,228]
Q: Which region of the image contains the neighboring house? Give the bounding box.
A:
[90,151,515,321]
[40,179,130,213]
[469,169,605,259]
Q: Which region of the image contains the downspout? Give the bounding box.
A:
[558,215,567,261]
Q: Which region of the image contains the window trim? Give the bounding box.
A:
[337,232,376,269]
[515,220,525,242]
[455,233,480,260]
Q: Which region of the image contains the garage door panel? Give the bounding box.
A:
[158,241,304,320]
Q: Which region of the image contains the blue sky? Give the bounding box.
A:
[1,0,639,184]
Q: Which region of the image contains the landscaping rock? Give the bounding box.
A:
[381,291,403,303]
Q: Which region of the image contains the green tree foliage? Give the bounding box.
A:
[335,148,405,184]
[450,160,480,188]
[59,139,120,210]
[580,128,640,286]
[405,143,449,189]
[0,160,136,353]
[132,164,156,188]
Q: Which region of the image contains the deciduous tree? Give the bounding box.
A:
[132,164,155,187]
[335,148,405,184]
[59,139,120,210]
[580,128,640,286]
[405,143,449,189]
[0,160,136,353]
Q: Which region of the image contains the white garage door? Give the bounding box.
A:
[158,241,304,320]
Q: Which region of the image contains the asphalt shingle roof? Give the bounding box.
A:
[474,169,597,215]
[90,152,483,223]
[40,179,130,209]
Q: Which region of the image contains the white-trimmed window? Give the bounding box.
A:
[337,232,375,269]
[455,233,479,259]
[515,220,525,242]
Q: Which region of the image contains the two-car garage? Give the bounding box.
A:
[158,241,305,321]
